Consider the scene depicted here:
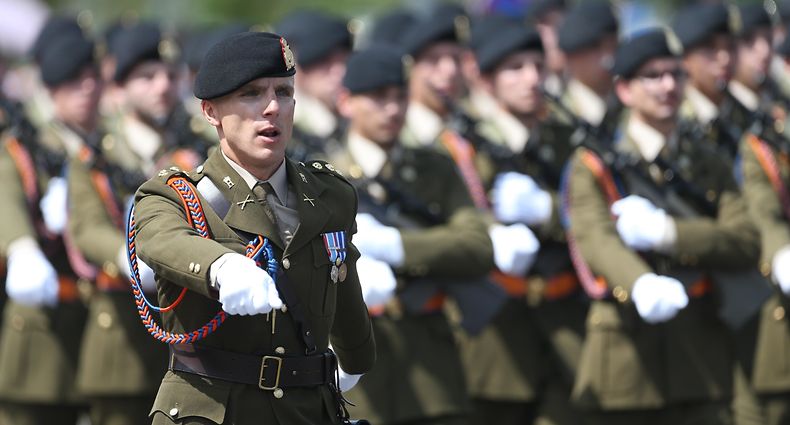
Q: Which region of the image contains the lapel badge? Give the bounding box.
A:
[299,172,308,183]
[237,194,255,210]
[223,176,235,189]
[302,194,315,207]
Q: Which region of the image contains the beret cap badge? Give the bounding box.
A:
[281,37,296,71]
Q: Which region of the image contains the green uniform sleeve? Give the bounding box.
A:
[0,139,36,254]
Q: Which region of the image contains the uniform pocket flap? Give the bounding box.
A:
[150,371,231,423]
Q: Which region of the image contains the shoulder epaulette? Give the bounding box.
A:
[156,165,204,183]
[305,160,347,179]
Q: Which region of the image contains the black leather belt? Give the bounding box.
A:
[169,344,336,390]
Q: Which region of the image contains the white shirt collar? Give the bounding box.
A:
[294,91,337,138]
[123,115,162,166]
[685,85,720,124]
[490,105,530,153]
[728,80,760,112]
[567,79,607,126]
[220,148,288,203]
[347,132,389,178]
[627,116,668,162]
[405,101,444,146]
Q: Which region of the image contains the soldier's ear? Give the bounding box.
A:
[614,78,632,107]
[336,89,353,119]
[201,100,221,127]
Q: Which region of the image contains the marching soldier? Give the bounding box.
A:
[462,23,587,425]
[0,18,98,424]
[134,31,375,424]
[566,29,759,425]
[277,11,353,162]
[331,46,496,425]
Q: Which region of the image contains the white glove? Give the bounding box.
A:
[337,365,362,392]
[488,223,540,276]
[215,253,283,315]
[772,246,790,295]
[611,195,675,252]
[492,172,552,226]
[118,245,156,292]
[40,177,68,235]
[355,255,397,307]
[5,238,59,307]
[631,273,689,324]
[354,213,405,267]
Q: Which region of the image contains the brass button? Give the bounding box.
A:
[188,262,195,273]
[280,305,288,313]
[102,134,115,151]
[760,261,771,277]
[612,286,628,303]
[196,165,204,174]
[273,388,284,399]
[169,407,179,417]
[11,315,24,331]
[282,258,290,270]
[275,346,285,354]
[103,261,119,278]
[349,165,363,179]
[194,263,201,274]
[98,312,113,329]
[590,314,601,326]
[774,306,786,321]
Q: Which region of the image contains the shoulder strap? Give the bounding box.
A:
[195,176,231,219]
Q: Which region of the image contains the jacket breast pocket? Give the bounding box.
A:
[150,371,231,424]
[309,239,338,317]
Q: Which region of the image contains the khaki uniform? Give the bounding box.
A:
[0,120,89,424]
[567,116,760,424]
[330,139,495,425]
[461,108,588,425]
[559,79,622,143]
[134,150,375,425]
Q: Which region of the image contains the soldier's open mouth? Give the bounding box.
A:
[260,129,280,138]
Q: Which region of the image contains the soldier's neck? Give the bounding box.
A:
[632,112,675,139]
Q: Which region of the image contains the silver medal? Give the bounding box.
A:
[330,265,339,283]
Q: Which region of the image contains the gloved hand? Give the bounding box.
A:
[611,195,675,252]
[118,245,156,292]
[631,273,689,324]
[772,246,790,295]
[40,177,68,235]
[492,172,552,226]
[355,255,397,307]
[354,213,404,267]
[215,253,283,315]
[337,365,363,392]
[488,223,540,276]
[5,239,59,307]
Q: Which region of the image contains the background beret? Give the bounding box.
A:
[194,31,296,100]
[737,3,772,37]
[39,33,95,87]
[113,22,168,82]
[30,16,84,61]
[369,9,416,46]
[778,27,790,57]
[672,4,731,51]
[475,24,544,73]
[276,11,351,68]
[184,23,249,73]
[558,1,618,53]
[400,4,467,57]
[612,28,677,79]
[526,0,566,21]
[342,45,406,93]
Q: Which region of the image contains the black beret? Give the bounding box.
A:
[194,32,296,100]
[400,5,468,57]
[370,9,416,46]
[737,4,772,37]
[558,1,618,53]
[778,1,790,24]
[672,4,732,51]
[778,27,790,57]
[342,45,406,93]
[113,22,170,83]
[526,0,567,21]
[31,16,83,62]
[476,24,544,73]
[184,24,249,73]
[469,14,520,50]
[612,29,679,79]
[38,33,95,87]
[276,11,351,68]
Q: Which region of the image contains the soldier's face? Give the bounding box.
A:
[735,27,773,88]
[618,58,684,123]
[410,41,464,113]
[123,61,178,124]
[340,85,408,147]
[204,77,295,174]
[297,48,349,112]
[49,66,102,132]
[683,34,735,96]
[490,51,545,117]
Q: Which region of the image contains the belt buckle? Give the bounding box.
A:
[259,355,283,390]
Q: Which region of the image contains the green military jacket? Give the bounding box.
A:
[567,118,759,410]
[134,149,375,424]
[0,119,88,404]
[330,142,494,424]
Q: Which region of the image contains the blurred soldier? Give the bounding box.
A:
[527,0,567,96]
[674,3,751,162]
[368,8,415,47]
[556,1,620,141]
[0,18,98,425]
[332,46,496,425]
[463,23,587,425]
[70,22,193,425]
[134,31,375,424]
[566,28,759,425]
[277,11,353,162]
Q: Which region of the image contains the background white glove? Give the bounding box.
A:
[118,245,156,292]
[488,223,540,276]
[611,195,675,252]
[354,213,405,267]
[492,172,552,226]
[215,253,283,315]
[40,177,68,235]
[772,246,790,295]
[337,365,362,392]
[631,273,689,323]
[355,255,397,307]
[5,239,59,307]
